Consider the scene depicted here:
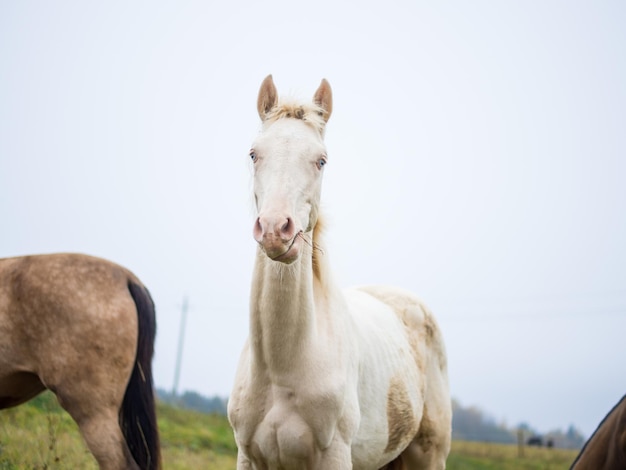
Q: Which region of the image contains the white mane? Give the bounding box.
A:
[262,99,328,136]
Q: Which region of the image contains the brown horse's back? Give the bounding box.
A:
[0,253,138,404]
[0,253,160,469]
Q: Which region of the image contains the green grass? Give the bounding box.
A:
[0,392,97,470]
[0,393,579,469]
[0,391,236,469]
[448,440,579,470]
[156,401,237,469]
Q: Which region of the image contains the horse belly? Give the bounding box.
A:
[351,399,421,470]
[0,371,45,409]
[344,289,425,468]
[352,346,423,469]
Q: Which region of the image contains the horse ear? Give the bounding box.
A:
[313,79,333,122]
[257,75,278,121]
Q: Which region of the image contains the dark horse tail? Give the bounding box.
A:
[123,281,161,470]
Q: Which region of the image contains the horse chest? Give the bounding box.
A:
[253,406,317,468]
[236,384,348,469]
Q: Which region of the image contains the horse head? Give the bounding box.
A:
[250,75,332,264]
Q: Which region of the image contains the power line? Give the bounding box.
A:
[441,307,626,322]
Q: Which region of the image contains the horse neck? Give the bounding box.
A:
[249,244,331,373]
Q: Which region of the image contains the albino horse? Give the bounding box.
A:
[228,76,452,469]
[0,253,160,470]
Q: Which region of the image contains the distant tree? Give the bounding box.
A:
[451,399,515,443]
[544,425,586,450]
[156,388,228,415]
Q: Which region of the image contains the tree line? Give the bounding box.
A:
[451,399,586,449]
[157,388,228,415]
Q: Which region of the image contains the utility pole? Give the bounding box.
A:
[172,296,189,398]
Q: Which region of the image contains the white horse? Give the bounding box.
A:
[228,75,452,470]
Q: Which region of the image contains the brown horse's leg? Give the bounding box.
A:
[51,353,139,470]
[80,413,139,470]
[61,400,139,470]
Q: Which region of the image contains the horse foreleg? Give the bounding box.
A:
[317,438,352,470]
[235,451,254,470]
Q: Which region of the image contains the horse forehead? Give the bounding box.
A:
[256,119,324,152]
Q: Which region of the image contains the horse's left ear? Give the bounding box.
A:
[314,79,333,122]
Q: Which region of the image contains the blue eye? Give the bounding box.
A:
[250,150,257,162]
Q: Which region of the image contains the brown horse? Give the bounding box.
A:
[571,394,626,470]
[0,253,160,470]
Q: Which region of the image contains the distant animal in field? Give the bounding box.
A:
[570,394,626,469]
[0,253,161,470]
[527,435,543,446]
[227,75,452,469]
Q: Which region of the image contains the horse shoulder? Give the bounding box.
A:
[227,340,265,442]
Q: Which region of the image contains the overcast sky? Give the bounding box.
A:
[1,1,625,438]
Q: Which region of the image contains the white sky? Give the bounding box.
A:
[1,1,625,438]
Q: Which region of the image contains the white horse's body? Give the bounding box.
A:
[228,76,451,469]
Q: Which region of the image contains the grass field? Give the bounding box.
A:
[0,392,579,469]
[447,440,578,470]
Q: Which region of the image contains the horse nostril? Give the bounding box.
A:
[253,217,264,243]
[281,217,295,238]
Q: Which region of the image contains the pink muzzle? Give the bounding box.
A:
[253,214,300,262]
